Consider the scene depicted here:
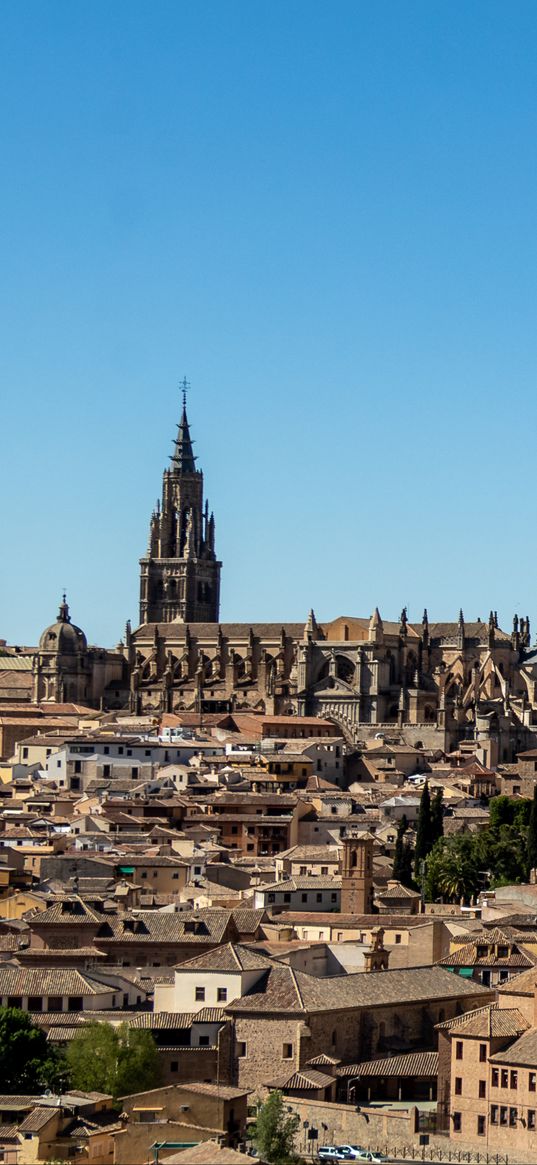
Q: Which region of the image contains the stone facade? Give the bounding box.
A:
[6,390,537,754]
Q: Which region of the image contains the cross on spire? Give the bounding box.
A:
[180,376,190,409]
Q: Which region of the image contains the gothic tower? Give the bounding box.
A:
[340,830,375,914]
[139,382,221,625]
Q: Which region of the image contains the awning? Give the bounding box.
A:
[118,866,135,874]
[458,968,474,977]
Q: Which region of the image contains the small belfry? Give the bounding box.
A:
[139,379,221,625]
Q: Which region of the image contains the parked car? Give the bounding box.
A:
[335,1150,367,1162]
[353,1152,390,1163]
[318,1150,352,1161]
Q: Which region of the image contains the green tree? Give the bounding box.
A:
[414,779,432,878]
[527,786,537,873]
[393,818,414,889]
[0,1007,59,1093]
[251,1090,300,1165]
[424,836,481,904]
[430,787,444,845]
[66,1022,160,1100]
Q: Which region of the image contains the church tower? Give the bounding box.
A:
[139,381,221,625]
[340,830,375,915]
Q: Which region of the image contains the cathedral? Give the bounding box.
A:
[3,385,537,764]
[124,389,537,764]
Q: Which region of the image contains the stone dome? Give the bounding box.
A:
[39,596,88,655]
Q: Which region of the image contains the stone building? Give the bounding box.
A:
[127,392,537,762]
[5,386,537,757]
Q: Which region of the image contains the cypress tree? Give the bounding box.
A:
[393,819,406,881]
[431,787,444,844]
[527,786,537,874]
[414,779,432,878]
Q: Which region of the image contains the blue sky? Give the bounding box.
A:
[1,1,536,647]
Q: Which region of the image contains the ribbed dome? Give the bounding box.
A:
[39,596,87,654]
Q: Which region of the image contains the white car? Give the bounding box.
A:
[334,1149,366,1161]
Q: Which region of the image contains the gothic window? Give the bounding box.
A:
[336,655,354,684]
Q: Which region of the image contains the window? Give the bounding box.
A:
[490,1105,498,1125]
[455,1041,463,1061]
[453,1113,461,1132]
[47,996,62,1011]
[74,760,82,774]
[299,866,307,875]
[103,764,111,777]
[528,1109,536,1130]
[237,1042,247,1057]
[321,866,328,876]
[217,987,227,1002]
[172,873,179,880]
[395,934,402,944]
[477,1115,486,1136]
[511,1070,518,1090]
[141,871,147,879]
[301,893,308,903]
[529,1072,536,1092]
[7,997,22,1009]
[170,1061,178,1072]
[509,1107,517,1127]
[479,1044,487,1063]
[231,826,238,835]
[199,1036,210,1046]
[500,1106,508,1126]
[28,997,43,1011]
[316,893,322,903]
[283,893,291,903]
[195,987,205,1002]
[22,747,28,759]
[501,1069,509,1088]
[68,997,83,1011]
[330,892,337,902]
[283,1043,293,1059]
[492,1069,499,1087]
[479,1080,486,1099]
[268,893,275,904]
[454,1077,462,1095]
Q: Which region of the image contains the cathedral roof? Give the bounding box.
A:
[38,597,87,655]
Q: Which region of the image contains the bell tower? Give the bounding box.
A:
[139,380,221,625]
[341,830,375,915]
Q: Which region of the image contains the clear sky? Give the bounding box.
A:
[1,1,536,648]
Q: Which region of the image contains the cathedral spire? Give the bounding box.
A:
[171,378,197,474]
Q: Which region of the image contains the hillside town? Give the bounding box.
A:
[1,399,537,1164]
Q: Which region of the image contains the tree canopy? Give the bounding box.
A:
[424,795,534,903]
[0,1007,60,1093]
[65,1021,160,1100]
[251,1090,301,1165]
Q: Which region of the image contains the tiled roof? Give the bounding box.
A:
[176,943,273,973]
[231,907,267,933]
[94,909,234,945]
[491,1030,537,1067]
[498,966,537,996]
[268,1067,335,1090]
[0,967,113,996]
[375,882,420,900]
[18,1107,56,1132]
[337,1051,439,1078]
[227,964,491,1016]
[439,940,536,969]
[437,1004,529,1038]
[163,1141,258,1165]
[259,876,341,892]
